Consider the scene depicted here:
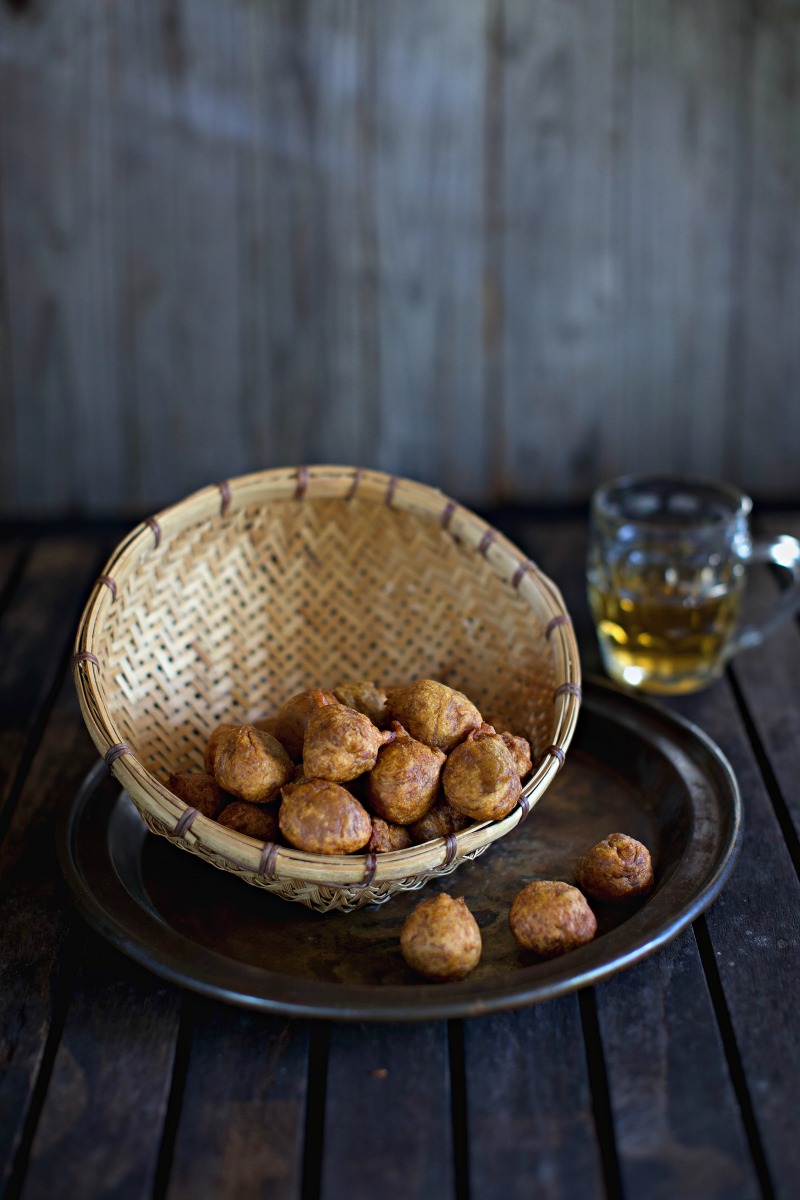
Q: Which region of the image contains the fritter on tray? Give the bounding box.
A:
[509,880,597,957]
[279,778,372,854]
[400,894,482,981]
[303,704,394,784]
[442,728,521,821]
[574,833,654,903]
[213,725,294,804]
[387,680,482,753]
[366,722,445,824]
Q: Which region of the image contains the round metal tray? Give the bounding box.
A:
[57,678,742,1021]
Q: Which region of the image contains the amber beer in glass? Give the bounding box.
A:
[588,476,800,694]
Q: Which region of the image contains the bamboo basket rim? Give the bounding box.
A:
[72,465,581,890]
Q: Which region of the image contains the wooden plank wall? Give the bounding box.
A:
[0,0,798,515]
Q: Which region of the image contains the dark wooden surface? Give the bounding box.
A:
[2,511,800,1200]
[1,2,800,514]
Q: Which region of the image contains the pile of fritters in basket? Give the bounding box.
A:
[167,679,533,854]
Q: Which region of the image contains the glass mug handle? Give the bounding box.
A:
[729,534,800,655]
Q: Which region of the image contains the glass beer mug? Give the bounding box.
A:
[587,475,800,695]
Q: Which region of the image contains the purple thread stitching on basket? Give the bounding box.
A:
[443,834,458,867]
[440,500,457,529]
[98,575,117,601]
[218,481,232,517]
[361,852,377,886]
[145,516,162,547]
[174,807,199,839]
[512,560,534,589]
[545,745,566,770]
[517,795,532,821]
[104,743,130,768]
[554,682,582,700]
[72,651,99,669]
[296,466,310,499]
[347,468,364,501]
[385,475,398,506]
[258,842,280,880]
[545,614,570,639]
[478,528,496,556]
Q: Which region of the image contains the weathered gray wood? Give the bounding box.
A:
[108,0,250,511]
[320,1022,454,1200]
[499,0,621,500]
[164,1000,309,1200]
[464,998,606,1200]
[373,0,487,498]
[0,2,124,513]
[2,1,800,512]
[594,930,761,1200]
[732,17,800,493]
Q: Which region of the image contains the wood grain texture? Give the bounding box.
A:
[320,1021,454,1200]
[732,16,800,493]
[164,1000,309,1200]
[728,512,800,844]
[1,1,799,512]
[668,673,800,1196]
[594,930,761,1200]
[0,1,124,512]
[463,997,605,1200]
[373,0,487,498]
[20,939,180,1200]
[0,539,101,823]
[0,668,106,1191]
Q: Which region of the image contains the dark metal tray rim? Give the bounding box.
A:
[58,678,742,1021]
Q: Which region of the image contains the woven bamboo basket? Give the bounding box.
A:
[73,466,581,913]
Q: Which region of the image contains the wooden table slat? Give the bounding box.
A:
[0,672,106,1193]
[0,538,103,835]
[163,1000,310,1200]
[726,511,800,854]
[19,940,181,1200]
[0,544,25,616]
[320,1022,454,1200]
[594,928,762,1200]
[673,681,800,1198]
[463,996,606,1200]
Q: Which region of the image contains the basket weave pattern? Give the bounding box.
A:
[74,467,581,912]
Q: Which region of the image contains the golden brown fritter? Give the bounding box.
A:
[387,680,482,753]
[168,771,228,819]
[498,732,533,779]
[253,714,282,740]
[333,680,389,728]
[204,723,238,775]
[278,779,372,854]
[213,725,294,804]
[400,894,482,981]
[442,729,521,821]
[303,704,394,783]
[366,722,445,824]
[574,833,654,902]
[408,795,473,845]
[217,801,280,841]
[509,880,597,957]
[368,817,413,854]
[272,689,338,760]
